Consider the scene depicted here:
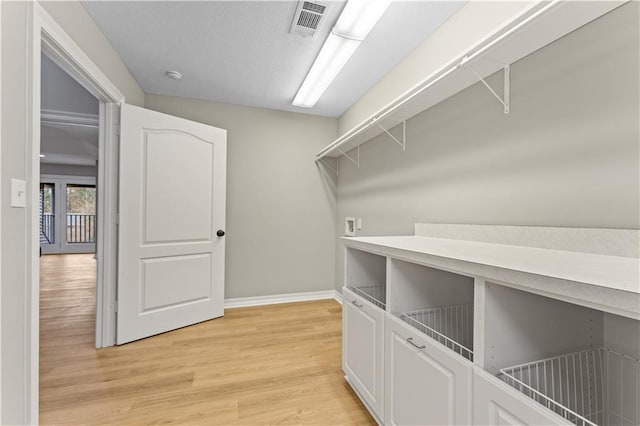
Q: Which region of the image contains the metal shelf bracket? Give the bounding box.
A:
[318,157,338,175]
[376,120,406,151]
[338,144,359,168]
[465,63,510,114]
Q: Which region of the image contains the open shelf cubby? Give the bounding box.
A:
[483,283,640,426]
[345,248,387,310]
[388,258,475,361]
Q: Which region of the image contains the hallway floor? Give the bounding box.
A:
[39,254,373,425]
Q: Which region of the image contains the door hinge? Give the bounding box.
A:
[113,213,119,225]
[114,301,118,313]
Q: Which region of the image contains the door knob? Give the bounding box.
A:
[217,230,225,237]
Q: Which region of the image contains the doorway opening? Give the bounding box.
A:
[27,6,125,422]
[38,50,101,391]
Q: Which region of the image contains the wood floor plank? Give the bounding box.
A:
[40,254,374,425]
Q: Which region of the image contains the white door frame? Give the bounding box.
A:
[0,1,3,420]
[26,3,124,423]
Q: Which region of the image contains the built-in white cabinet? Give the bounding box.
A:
[472,368,568,425]
[343,287,385,421]
[344,248,387,309]
[385,314,472,425]
[482,284,640,426]
[341,229,640,426]
[387,259,474,362]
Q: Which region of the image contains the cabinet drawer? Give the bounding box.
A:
[343,287,385,421]
[385,314,472,426]
[472,367,570,425]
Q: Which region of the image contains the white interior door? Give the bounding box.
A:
[117,104,226,344]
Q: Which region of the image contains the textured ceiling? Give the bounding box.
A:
[82,1,464,117]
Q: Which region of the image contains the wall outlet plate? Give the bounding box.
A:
[345,217,356,236]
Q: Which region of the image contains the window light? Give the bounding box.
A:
[293,0,391,108]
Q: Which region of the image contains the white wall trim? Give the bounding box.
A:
[38,9,124,104]
[334,290,343,305]
[26,3,124,423]
[95,103,119,349]
[224,290,336,309]
[41,108,99,127]
[0,0,3,419]
[41,174,95,183]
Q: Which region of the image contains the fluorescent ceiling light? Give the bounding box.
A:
[333,0,392,41]
[293,0,391,108]
[293,34,360,108]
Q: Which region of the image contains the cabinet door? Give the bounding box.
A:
[385,315,472,426]
[343,288,385,420]
[472,367,569,425]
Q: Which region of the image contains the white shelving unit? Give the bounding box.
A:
[345,248,387,308]
[316,1,625,171]
[483,284,640,426]
[341,224,639,426]
[350,285,386,310]
[500,348,639,426]
[401,304,474,362]
[342,248,387,420]
[388,258,475,361]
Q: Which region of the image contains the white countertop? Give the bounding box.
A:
[343,236,640,295]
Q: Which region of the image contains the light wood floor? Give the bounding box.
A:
[40,254,374,425]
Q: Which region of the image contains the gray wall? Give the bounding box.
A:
[42,53,99,115]
[145,94,338,299]
[1,2,144,423]
[335,2,639,291]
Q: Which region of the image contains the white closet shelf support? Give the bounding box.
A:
[338,144,360,168]
[315,1,624,163]
[318,157,338,175]
[464,63,510,114]
[376,120,406,151]
[460,59,511,114]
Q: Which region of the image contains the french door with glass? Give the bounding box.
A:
[40,175,97,254]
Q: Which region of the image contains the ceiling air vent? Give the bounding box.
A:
[290,1,327,38]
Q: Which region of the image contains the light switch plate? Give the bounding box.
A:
[356,218,362,230]
[11,178,27,208]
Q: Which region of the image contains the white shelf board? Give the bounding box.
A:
[317,0,626,160]
[343,236,640,319]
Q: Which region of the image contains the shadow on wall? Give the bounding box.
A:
[333,2,639,290]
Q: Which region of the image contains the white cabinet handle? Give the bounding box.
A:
[352,300,364,308]
[406,337,426,349]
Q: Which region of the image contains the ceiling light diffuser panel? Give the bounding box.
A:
[293,34,360,108]
[333,0,392,40]
[293,0,392,108]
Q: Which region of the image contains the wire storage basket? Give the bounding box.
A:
[348,284,386,309]
[400,304,474,361]
[499,347,640,426]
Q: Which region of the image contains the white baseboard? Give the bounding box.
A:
[224,290,337,309]
[334,290,343,305]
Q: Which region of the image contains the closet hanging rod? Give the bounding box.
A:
[315,0,561,161]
